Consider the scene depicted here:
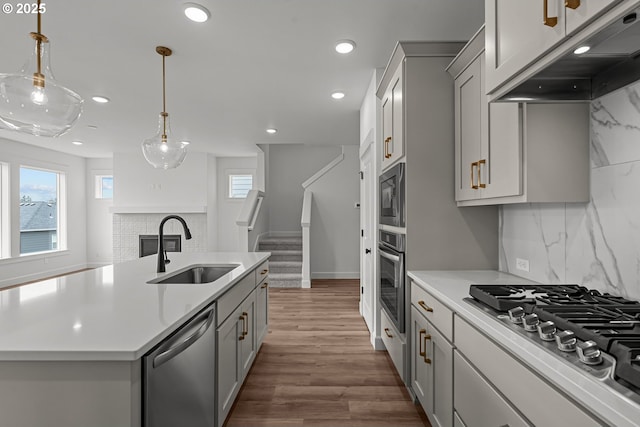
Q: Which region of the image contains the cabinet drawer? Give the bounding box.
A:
[217,273,255,325]
[411,281,453,341]
[454,315,602,426]
[255,260,269,284]
[454,351,530,427]
[381,309,405,379]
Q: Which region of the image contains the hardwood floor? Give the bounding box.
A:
[225,279,430,427]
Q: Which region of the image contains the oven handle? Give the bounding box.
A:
[379,248,400,263]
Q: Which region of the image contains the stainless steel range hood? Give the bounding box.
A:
[499,7,640,101]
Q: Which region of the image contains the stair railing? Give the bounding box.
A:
[236,190,265,252]
[300,189,312,288]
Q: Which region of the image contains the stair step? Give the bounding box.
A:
[268,273,302,288]
[269,261,302,274]
[259,242,302,251]
[266,250,302,262]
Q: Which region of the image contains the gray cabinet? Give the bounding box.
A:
[380,65,404,170]
[448,26,590,206]
[256,280,269,347]
[216,262,269,427]
[411,305,453,427]
[486,0,632,98]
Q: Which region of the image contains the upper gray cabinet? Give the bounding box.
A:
[485,0,636,99]
[448,27,591,206]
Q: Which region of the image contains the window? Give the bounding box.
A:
[19,166,65,255]
[95,175,113,199]
[228,174,253,199]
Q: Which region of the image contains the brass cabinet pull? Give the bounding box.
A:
[239,314,246,341]
[543,0,558,27]
[384,327,393,338]
[478,159,486,189]
[242,312,249,336]
[419,329,427,357]
[565,0,580,9]
[384,137,392,159]
[423,333,432,364]
[470,162,479,189]
[418,300,434,313]
[261,269,269,274]
[261,282,269,289]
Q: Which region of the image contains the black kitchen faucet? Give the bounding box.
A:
[157,215,192,273]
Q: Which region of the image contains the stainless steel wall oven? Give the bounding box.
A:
[379,230,406,332]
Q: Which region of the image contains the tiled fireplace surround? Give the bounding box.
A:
[113,213,208,264]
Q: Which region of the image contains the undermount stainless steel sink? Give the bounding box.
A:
[148,264,240,284]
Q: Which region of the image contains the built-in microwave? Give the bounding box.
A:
[379,162,405,227]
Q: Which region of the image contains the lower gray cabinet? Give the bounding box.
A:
[217,287,259,427]
[410,305,453,427]
[256,281,269,347]
[453,351,530,427]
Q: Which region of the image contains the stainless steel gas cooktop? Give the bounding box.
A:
[466,284,640,405]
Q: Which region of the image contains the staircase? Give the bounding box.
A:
[258,235,302,288]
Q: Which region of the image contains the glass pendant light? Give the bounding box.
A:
[0,0,83,137]
[141,46,188,170]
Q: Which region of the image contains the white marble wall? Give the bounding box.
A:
[113,213,207,263]
[500,80,640,301]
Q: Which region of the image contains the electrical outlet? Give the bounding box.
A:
[516,258,530,272]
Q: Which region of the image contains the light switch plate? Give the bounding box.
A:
[516,258,530,272]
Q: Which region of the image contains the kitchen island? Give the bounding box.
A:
[408,270,640,427]
[0,252,269,427]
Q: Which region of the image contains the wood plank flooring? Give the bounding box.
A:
[225,279,430,427]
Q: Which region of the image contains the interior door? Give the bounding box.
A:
[360,143,374,333]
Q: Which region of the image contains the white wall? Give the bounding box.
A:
[206,154,218,251]
[500,79,640,301]
[216,156,258,251]
[307,145,360,279]
[113,152,208,210]
[266,145,339,232]
[0,138,87,287]
[86,158,113,267]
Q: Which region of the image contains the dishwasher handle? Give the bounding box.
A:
[153,306,215,368]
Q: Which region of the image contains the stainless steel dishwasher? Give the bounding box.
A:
[143,303,216,427]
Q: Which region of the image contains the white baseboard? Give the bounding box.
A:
[311,272,360,279]
[301,279,311,288]
[86,262,111,269]
[372,336,386,351]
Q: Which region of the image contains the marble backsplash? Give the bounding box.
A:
[113,213,207,263]
[500,79,640,301]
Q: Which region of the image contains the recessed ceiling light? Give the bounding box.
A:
[181,140,191,145]
[573,45,591,54]
[335,40,356,54]
[71,140,83,145]
[331,91,345,100]
[184,3,210,23]
[91,96,110,104]
[87,125,98,130]
[266,128,277,134]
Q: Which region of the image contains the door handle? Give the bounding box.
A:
[153,306,215,368]
[470,161,478,189]
[478,159,486,189]
[239,313,246,340]
[384,328,393,338]
[365,248,371,254]
[418,300,434,313]
[242,312,249,337]
[423,333,432,364]
[543,0,558,27]
[419,329,427,357]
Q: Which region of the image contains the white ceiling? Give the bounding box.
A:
[0,0,484,158]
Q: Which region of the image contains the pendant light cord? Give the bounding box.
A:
[162,51,167,140]
[29,0,48,88]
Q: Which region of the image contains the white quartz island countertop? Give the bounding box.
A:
[0,252,269,362]
[408,270,640,427]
